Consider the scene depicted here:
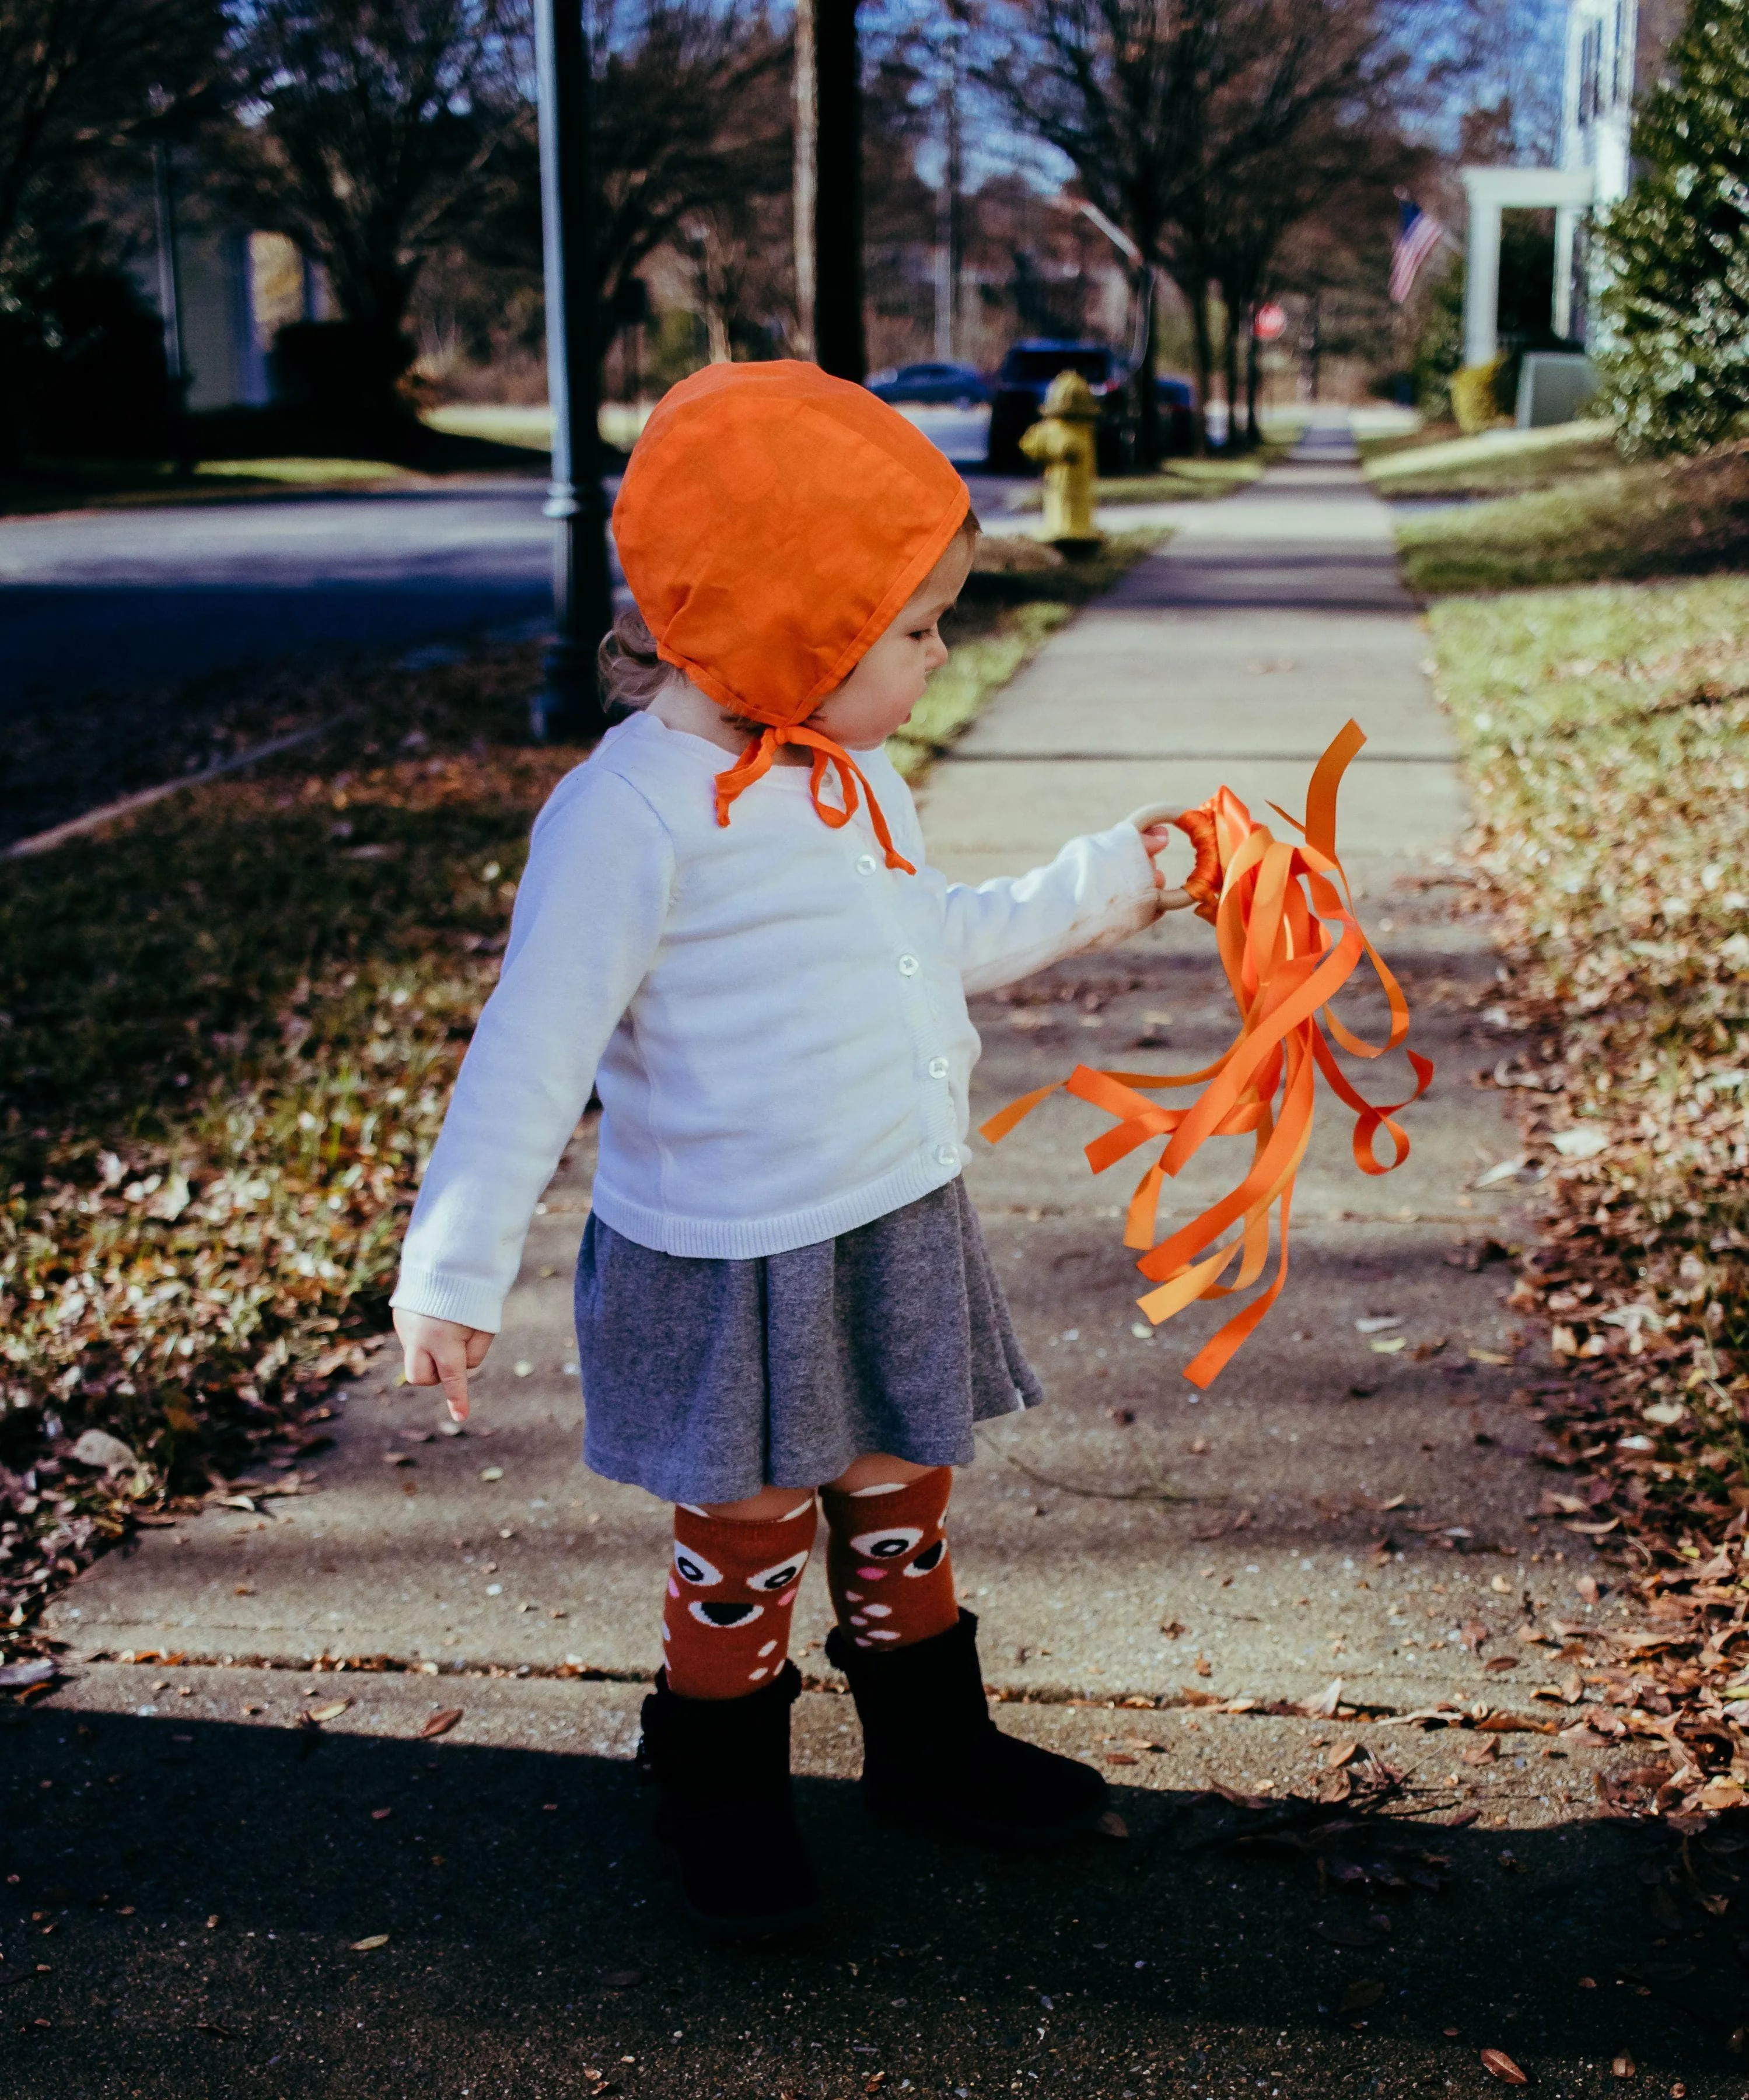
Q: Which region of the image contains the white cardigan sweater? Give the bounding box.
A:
[392,710,1160,1333]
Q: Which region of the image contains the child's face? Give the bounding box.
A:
[806,534,975,751]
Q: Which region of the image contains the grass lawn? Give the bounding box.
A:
[0,523,1166,1660]
[1426,568,1749,1749]
[422,403,648,453]
[1433,573,1749,1493]
[1395,439,1749,596]
[0,456,433,517]
[1003,444,1296,513]
[1365,419,1618,499]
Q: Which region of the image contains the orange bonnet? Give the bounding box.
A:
[611,360,971,873]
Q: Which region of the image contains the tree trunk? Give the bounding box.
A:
[1220,289,1242,454]
[1307,289,1323,402]
[1244,317,1261,447]
[1188,278,1214,458]
[1134,267,1161,470]
[813,0,864,380]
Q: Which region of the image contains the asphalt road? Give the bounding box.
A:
[0,481,561,719]
[0,409,1003,722]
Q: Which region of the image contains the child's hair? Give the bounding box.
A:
[597,603,673,712]
[599,504,981,715]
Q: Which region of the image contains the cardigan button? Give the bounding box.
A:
[897,954,920,976]
[928,1056,950,1079]
[935,1143,959,1168]
[856,853,878,875]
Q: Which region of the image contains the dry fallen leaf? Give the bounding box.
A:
[308,1700,350,1723]
[419,1707,464,1740]
[350,1934,389,1952]
[1104,1752,1139,1766]
[1094,1810,1129,1839]
[1481,2048,1528,2084]
[1468,1348,1513,1365]
[1339,1978,1384,2012]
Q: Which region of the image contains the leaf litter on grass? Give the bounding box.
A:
[1431,574,1749,1822]
[0,648,578,1665]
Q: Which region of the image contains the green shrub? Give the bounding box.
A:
[1410,254,1465,417]
[1593,0,1749,455]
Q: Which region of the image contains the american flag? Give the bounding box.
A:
[1390,200,1446,304]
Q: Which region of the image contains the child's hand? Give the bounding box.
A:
[393,1308,493,1422]
[1127,804,1196,913]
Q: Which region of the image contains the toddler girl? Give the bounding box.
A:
[392,361,1190,1936]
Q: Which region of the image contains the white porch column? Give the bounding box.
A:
[1552,206,1579,339]
[1463,186,1502,366]
[1460,165,1600,368]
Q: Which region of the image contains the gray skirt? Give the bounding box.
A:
[573,1177,1043,1504]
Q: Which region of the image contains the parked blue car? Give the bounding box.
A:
[866,361,991,407]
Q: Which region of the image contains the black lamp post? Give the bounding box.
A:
[531,0,613,743]
[811,0,865,383]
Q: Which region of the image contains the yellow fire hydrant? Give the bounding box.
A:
[1019,369,1103,551]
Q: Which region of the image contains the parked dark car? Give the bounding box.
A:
[1155,373,1199,457]
[866,360,991,407]
[986,339,1134,471]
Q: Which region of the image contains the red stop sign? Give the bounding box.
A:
[1253,303,1288,342]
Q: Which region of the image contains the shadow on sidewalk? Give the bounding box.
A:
[5,1703,1744,2097]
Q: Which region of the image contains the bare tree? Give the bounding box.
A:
[226,0,527,425]
[464,2,789,360]
[984,0,1238,461]
[1188,6,1414,445]
[0,0,225,284]
[986,0,1407,457]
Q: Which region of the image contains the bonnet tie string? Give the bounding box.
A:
[713,724,916,874]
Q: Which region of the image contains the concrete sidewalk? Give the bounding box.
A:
[44,416,1591,1710]
[19,415,1691,2100]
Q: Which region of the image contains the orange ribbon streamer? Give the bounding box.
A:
[714,724,915,874]
[979,720,1433,1388]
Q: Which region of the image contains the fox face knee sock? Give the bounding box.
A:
[662,1497,817,1700]
[821,1466,958,1652]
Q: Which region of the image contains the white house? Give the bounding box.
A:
[131,211,328,413]
[1458,0,1684,407]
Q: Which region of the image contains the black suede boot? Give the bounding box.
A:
[636,1661,821,1936]
[824,1610,1107,1848]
